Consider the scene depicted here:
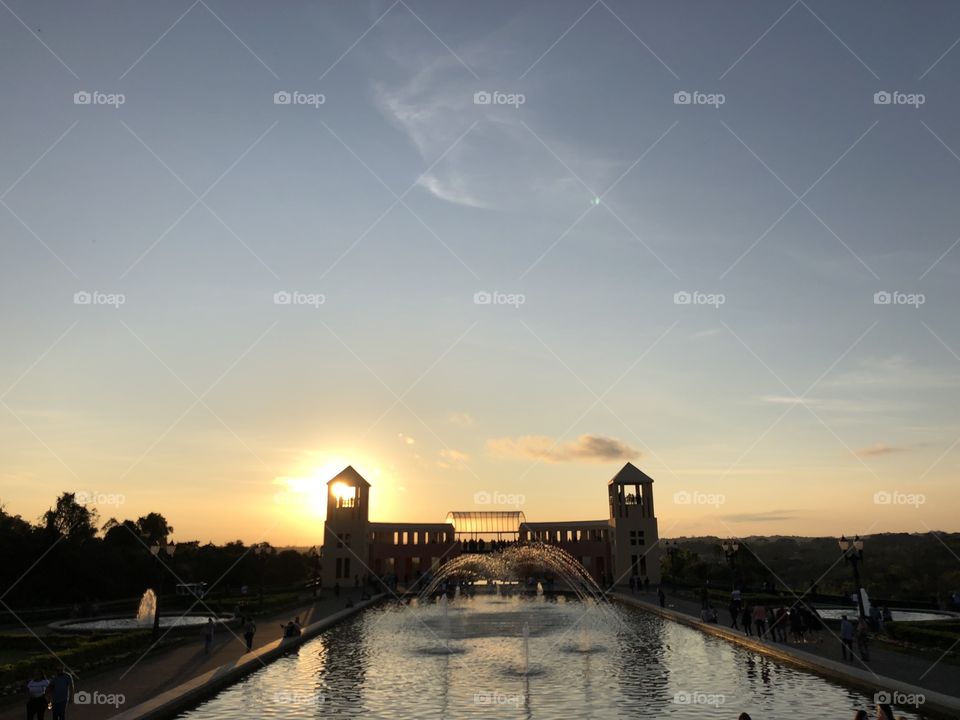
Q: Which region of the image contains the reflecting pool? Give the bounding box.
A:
[177,595,928,719]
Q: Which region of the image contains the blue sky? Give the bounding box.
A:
[2,1,960,544]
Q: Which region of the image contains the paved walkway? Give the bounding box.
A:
[624,589,959,698]
[0,593,356,720]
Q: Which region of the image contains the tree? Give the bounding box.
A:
[42,492,98,542]
[136,513,174,545]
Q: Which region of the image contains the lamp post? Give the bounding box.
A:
[838,535,866,619]
[253,543,270,611]
[664,540,680,592]
[721,539,740,591]
[148,541,176,642]
[310,546,321,598]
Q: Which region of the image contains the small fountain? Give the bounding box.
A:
[136,589,157,626]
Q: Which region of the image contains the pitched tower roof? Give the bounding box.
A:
[608,461,655,485]
[326,465,371,487]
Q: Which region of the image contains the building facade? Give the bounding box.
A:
[320,462,661,589]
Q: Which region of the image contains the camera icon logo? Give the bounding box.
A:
[674,91,691,105]
[873,291,891,305]
[473,491,492,504]
[474,91,492,105]
[874,691,892,704]
[75,691,92,705]
[674,291,692,305]
[673,490,692,505]
[74,91,92,105]
[74,291,92,305]
[473,291,492,305]
[873,491,892,505]
[873,91,892,105]
[274,91,292,105]
[273,291,292,305]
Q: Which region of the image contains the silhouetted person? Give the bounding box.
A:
[853,710,869,720]
[24,668,48,720]
[203,618,215,654]
[840,615,855,660]
[752,605,767,638]
[738,714,752,720]
[48,667,72,720]
[729,598,740,630]
[243,617,256,652]
[741,604,753,636]
[657,585,665,607]
[856,617,870,661]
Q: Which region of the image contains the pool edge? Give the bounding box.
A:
[111,594,385,720]
[614,592,960,720]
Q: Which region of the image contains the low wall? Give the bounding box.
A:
[112,595,384,720]
[614,592,960,720]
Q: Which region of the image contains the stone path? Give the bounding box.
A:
[0,593,355,720]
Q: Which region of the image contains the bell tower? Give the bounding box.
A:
[608,462,661,585]
[321,466,371,588]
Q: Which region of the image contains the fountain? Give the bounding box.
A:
[419,543,606,603]
[49,588,230,633]
[136,588,157,626]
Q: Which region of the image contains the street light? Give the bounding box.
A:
[838,534,866,619]
[721,539,740,590]
[254,543,271,610]
[148,541,176,642]
[309,546,321,598]
[664,540,680,592]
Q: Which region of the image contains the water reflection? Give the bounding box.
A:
[177,595,928,720]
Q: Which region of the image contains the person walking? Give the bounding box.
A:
[741,603,753,636]
[47,667,72,720]
[839,615,855,661]
[243,616,256,652]
[24,668,48,720]
[752,605,768,639]
[203,618,215,654]
[729,598,740,630]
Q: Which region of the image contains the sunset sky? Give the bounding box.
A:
[2,1,960,546]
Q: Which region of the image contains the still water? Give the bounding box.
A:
[177,595,926,719]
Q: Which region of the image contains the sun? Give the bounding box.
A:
[274,453,381,519]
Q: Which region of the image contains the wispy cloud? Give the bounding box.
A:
[720,510,799,523]
[487,434,640,463]
[855,443,906,457]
